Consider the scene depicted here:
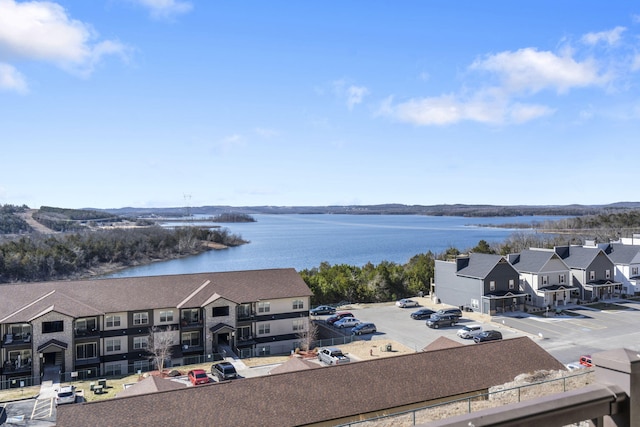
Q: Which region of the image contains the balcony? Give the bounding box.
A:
[2,333,31,347]
[1,359,32,375]
[74,328,101,339]
[180,319,203,330]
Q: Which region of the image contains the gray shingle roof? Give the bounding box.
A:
[510,249,564,273]
[559,246,606,269]
[603,243,640,265]
[0,268,312,323]
[457,253,508,279]
[56,337,565,427]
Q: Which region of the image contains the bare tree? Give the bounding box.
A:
[296,318,319,352]
[147,326,174,373]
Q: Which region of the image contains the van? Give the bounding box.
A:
[426,314,458,329]
[456,324,482,339]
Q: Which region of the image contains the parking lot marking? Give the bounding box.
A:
[31,397,54,419]
[567,319,607,330]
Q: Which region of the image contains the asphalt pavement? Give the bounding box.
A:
[321,297,640,365]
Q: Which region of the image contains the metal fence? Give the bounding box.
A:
[336,369,594,427]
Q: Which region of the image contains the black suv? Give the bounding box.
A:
[436,308,463,319]
[474,330,503,343]
[212,361,238,381]
[426,314,458,329]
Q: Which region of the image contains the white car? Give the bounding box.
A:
[456,324,483,339]
[396,299,419,308]
[55,385,77,406]
[334,317,361,329]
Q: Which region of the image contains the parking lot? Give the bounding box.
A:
[315,298,640,365]
[1,397,57,426]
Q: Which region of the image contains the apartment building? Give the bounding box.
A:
[0,268,313,386]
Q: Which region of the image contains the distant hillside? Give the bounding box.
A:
[99,202,640,218]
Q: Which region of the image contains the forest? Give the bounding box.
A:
[0,226,247,284]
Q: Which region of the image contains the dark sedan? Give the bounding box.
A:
[473,330,503,343]
[310,305,336,316]
[410,308,436,320]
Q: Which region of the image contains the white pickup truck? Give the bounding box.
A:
[317,347,350,365]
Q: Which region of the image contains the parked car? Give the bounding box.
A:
[579,355,593,367]
[566,362,586,371]
[326,312,354,325]
[410,308,436,320]
[351,322,377,335]
[456,324,483,339]
[426,314,458,329]
[396,298,419,308]
[212,361,238,381]
[310,305,336,316]
[436,308,463,318]
[317,347,350,365]
[473,330,503,343]
[334,317,361,329]
[55,385,76,406]
[188,369,210,385]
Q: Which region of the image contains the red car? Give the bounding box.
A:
[579,355,593,367]
[326,312,354,325]
[188,369,209,385]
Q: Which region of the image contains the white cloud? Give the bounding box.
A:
[0,62,27,93]
[254,127,279,138]
[0,0,129,78]
[471,48,606,94]
[379,88,553,126]
[582,26,626,46]
[132,0,193,19]
[346,85,369,110]
[331,79,369,110]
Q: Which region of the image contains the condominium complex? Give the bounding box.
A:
[0,268,313,387]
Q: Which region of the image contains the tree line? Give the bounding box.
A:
[300,230,584,306]
[0,205,31,234]
[0,226,247,284]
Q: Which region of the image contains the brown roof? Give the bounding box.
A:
[56,337,565,427]
[0,268,312,322]
[422,336,463,351]
[268,356,319,375]
[115,375,186,398]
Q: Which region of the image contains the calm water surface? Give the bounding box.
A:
[106,214,566,278]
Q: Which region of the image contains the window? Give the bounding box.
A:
[489,281,496,291]
[559,274,565,284]
[471,299,479,309]
[159,310,174,323]
[508,279,515,290]
[633,267,639,276]
[42,321,63,334]
[133,360,149,373]
[293,299,304,310]
[106,338,121,352]
[133,336,148,350]
[589,271,596,281]
[181,308,200,324]
[105,364,122,376]
[106,315,121,328]
[258,323,270,335]
[258,302,270,313]
[212,306,230,317]
[259,346,271,356]
[236,326,251,340]
[76,343,97,360]
[181,331,200,347]
[293,318,305,332]
[8,324,31,339]
[75,318,97,332]
[133,312,149,325]
[605,269,611,279]
[8,350,31,367]
[542,276,548,285]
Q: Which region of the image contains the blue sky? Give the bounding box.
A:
[1,0,639,209]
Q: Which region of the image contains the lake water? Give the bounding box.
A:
[105,214,566,278]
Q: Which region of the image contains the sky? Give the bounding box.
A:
[1,0,640,209]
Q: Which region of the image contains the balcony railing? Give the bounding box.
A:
[2,333,32,346]
[74,328,100,338]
